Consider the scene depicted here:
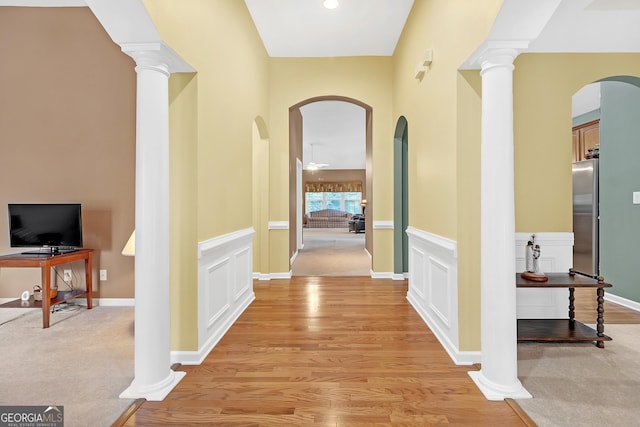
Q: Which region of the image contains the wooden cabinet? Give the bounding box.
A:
[572,119,599,161]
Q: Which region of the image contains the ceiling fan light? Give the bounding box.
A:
[323,0,339,10]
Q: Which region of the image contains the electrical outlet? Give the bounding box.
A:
[63,270,72,283]
[100,269,107,281]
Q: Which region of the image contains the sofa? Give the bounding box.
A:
[305,209,352,228]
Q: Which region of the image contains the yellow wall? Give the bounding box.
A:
[392,0,502,350]
[169,73,199,350]
[268,57,394,272]
[142,0,270,350]
[143,0,270,240]
[514,53,640,232]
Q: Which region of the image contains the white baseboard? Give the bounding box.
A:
[252,271,292,280]
[172,291,254,365]
[370,271,392,279]
[605,292,640,312]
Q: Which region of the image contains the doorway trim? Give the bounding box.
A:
[393,116,409,276]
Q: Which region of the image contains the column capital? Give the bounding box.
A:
[121,41,195,75]
[462,40,528,72]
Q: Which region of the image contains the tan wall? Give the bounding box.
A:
[269,57,394,273]
[0,7,136,300]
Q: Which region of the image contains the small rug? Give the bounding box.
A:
[516,324,640,426]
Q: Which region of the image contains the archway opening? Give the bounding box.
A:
[288,96,373,276]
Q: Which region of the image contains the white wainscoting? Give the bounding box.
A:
[405,227,470,364]
[172,228,255,365]
[515,232,574,319]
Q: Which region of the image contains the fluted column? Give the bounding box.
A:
[119,49,186,401]
[468,48,531,400]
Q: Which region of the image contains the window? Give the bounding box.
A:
[305,192,362,215]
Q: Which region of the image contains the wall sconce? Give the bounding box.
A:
[360,199,367,215]
[414,48,434,79]
[121,230,135,256]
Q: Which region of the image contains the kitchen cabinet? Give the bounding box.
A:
[572,119,599,161]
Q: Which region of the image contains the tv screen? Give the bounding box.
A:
[8,204,83,251]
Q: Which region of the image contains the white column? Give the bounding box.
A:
[120,50,186,401]
[468,48,531,400]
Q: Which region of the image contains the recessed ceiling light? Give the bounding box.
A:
[323,0,339,10]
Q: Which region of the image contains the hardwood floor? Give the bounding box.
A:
[123,277,529,426]
[574,287,640,324]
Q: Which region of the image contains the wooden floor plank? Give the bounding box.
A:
[124,277,528,426]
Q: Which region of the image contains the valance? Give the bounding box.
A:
[304,181,362,193]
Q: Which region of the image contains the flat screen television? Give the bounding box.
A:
[8,203,83,255]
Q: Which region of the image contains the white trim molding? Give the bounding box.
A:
[404,227,473,364]
[268,221,289,230]
[605,293,640,313]
[372,220,394,229]
[172,228,255,365]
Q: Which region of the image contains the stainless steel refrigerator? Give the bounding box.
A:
[572,159,599,276]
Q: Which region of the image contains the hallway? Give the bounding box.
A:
[123,277,529,425]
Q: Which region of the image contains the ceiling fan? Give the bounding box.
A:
[305,143,330,170]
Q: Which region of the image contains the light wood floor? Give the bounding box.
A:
[121,277,640,426]
[122,277,530,426]
[574,287,640,324]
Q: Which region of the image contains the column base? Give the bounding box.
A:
[468,370,532,401]
[120,369,186,401]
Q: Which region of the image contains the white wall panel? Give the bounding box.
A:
[405,227,469,364]
[172,228,255,365]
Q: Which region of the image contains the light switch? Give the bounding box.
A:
[633,192,640,204]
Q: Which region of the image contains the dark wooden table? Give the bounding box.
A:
[0,249,93,328]
[516,271,612,348]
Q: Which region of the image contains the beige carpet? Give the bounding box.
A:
[292,228,370,276]
[0,305,134,427]
[516,324,640,426]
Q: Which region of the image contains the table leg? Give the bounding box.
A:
[41,266,50,329]
[85,253,93,309]
[568,287,575,329]
[596,287,605,348]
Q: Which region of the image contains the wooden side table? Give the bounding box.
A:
[0,249,93,328]
[516,270,612,348]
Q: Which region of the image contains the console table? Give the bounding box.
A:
[516,270,612,348]
[0,249,93,328]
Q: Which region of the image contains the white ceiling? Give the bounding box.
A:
[244,0,414,58]
[300,101,366,170]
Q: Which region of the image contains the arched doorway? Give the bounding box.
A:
[393,117,408,276]
[288,96,373,274]
[572,76,640,305]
